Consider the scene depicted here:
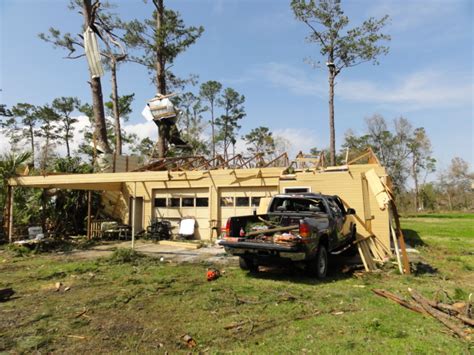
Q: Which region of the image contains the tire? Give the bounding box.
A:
[239,257,259,273]
[307,244,328,279]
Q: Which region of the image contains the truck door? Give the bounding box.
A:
[326,198,345,245]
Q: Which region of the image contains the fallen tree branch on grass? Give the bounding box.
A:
[372,289,426,314]
[408,288,471,340]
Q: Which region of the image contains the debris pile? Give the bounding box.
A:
[373,288,473,340]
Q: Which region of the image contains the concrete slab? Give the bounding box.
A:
[63,240,237,265]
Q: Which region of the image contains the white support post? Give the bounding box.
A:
[131,182,136,249]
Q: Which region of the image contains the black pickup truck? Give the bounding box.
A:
[220,193,356,278]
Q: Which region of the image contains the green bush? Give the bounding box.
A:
[107,248,144,264]
[6,243,32,257]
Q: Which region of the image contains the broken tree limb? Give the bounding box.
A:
[427,300,466,316]
[257,216,277,227]
[408,288,470,340]
[245,225,298,237]
[425,300,474,327]
[456,314,474,327]
[372,289,426,314]
[74,308,88,318]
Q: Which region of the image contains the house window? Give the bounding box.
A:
[236,197,250,207]
[154,198,166,207]
[251,197,261,207]
[169,198,180,207]
[182,197,194,207]
[196,198,209,207]
[220,197,234,207]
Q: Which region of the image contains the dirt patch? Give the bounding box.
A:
[55,240,238,266]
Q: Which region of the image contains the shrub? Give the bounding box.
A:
[107,248,144,264]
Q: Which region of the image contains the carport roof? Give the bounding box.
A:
[7,167,288,191]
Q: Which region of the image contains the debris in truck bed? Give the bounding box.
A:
[245,225,299,237]
[274,233,300,246]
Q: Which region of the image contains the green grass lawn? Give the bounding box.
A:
[0,214,473,353]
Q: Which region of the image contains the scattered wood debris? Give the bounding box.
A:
[373,289,426,314]
[74,308,88,318]
[373,288,472,340]
[181,334,196,348]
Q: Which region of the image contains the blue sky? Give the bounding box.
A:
[1,0,473,171]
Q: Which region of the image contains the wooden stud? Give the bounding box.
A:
[389,201,411,275]
[131,182,137,249]
[87,191,92,240]
[390,217,403,274]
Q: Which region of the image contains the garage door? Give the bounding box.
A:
[219,186,277,227]
[153,188,209,239]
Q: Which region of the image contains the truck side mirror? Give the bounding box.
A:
[346,208,356,215]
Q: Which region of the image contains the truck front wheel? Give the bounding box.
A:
[307,245,328,279]
[239,257,259,273]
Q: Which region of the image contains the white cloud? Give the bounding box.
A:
[123,120,157,141]
[255,62,473,110]
[256,62,325,97]
[0,132,11,154]
[338,70,473,109]
[273,128,325,157]
[367,0,460,32]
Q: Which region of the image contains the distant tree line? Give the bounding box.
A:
[309,114,473,212]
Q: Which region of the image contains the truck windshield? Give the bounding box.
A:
[270,197,326,213]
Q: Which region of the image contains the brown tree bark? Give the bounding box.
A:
[328,67,336,166]
[210,102,215,160]
[83,0,111,155]
[29,125,35,166]
[412,157,420,212]
[110,60,122,155]
[155,0,167,158]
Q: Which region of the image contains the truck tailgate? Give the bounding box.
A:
[220,239,300,252]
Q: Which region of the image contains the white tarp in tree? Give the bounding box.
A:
[83,27,104,78]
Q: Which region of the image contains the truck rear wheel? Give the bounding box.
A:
[307,244,328,279]
[239,257,259,273]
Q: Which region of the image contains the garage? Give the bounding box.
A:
[153,188,209,239]
[219,186,278,225]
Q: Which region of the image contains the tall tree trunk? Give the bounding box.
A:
[29,125,35,167]
[447,191,453,211]
[110,60,122,155]
[210,103,215,160]
[328,68,336,166]
[412,157,419,212]
[66,133,71,158]
[155,0,167,158]
[83,0,111,155]
[223,119,228,160]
